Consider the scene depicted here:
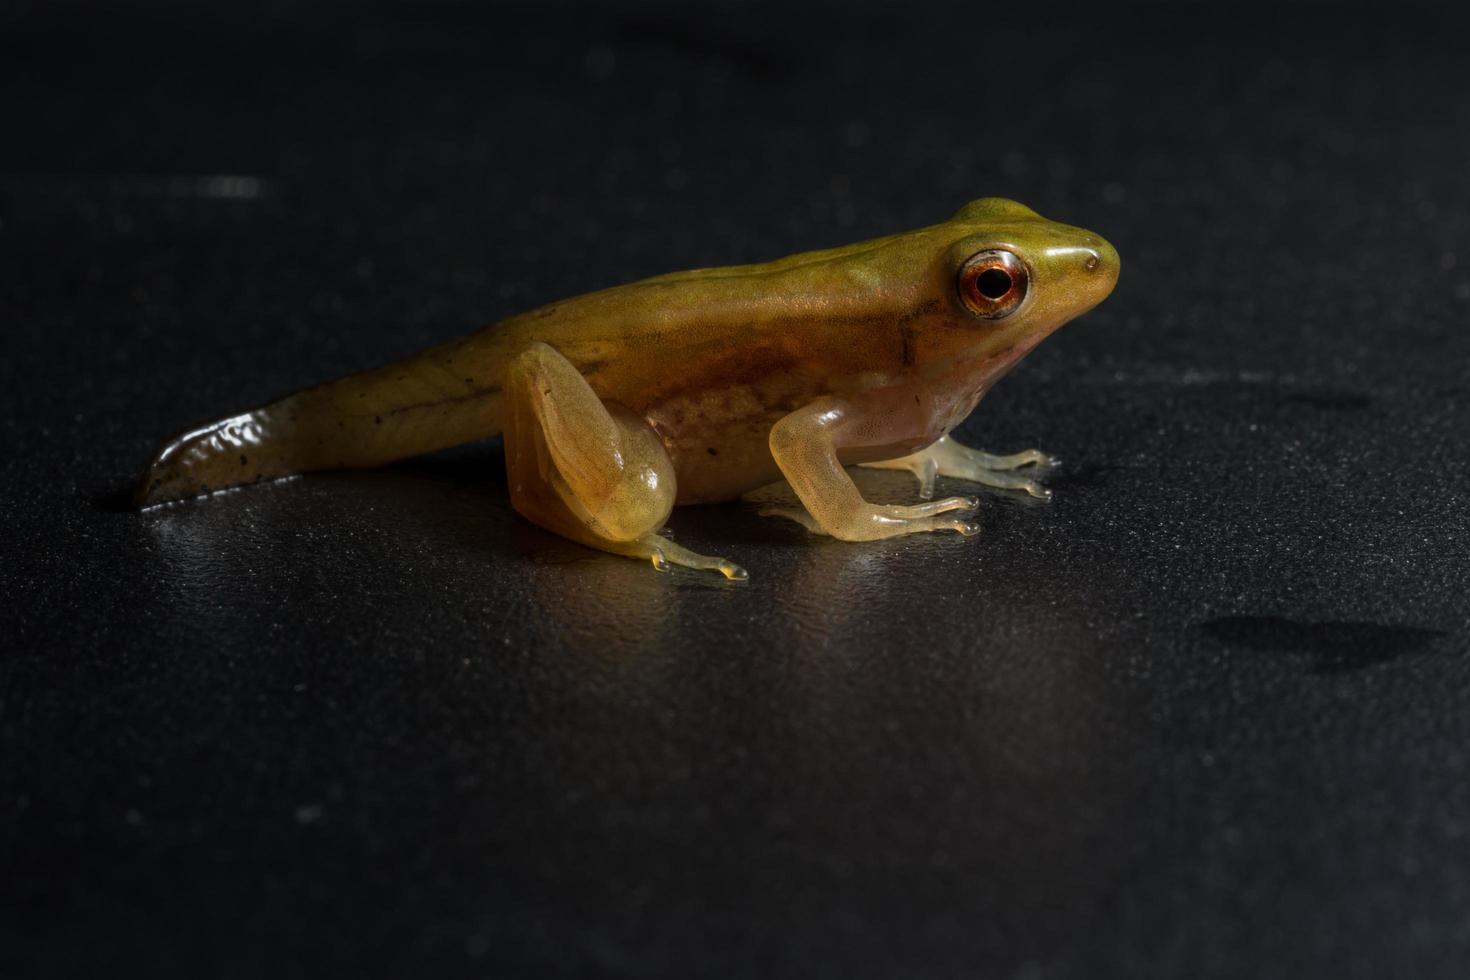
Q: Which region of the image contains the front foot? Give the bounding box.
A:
[860,435,1058,500]
[759,495,980,541]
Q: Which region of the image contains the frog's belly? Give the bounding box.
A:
[647,390,939,505]
[650,400,787,504]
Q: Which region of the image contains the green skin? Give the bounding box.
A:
[138,198,1120,519]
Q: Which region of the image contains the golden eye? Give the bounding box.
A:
[958,249,1028,319]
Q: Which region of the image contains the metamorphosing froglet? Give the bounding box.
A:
[137,198,1119,579]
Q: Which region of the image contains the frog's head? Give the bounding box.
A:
[924,197,1119,370]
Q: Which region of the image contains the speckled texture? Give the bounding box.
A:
[3,2,1469,977]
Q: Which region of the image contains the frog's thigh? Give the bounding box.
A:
[859,435,1056,500]
[762,398,980,541]
[502,342,746,580]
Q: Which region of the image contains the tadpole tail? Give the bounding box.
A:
[135,331,509,508]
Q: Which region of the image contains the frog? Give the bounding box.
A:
[137,197,1120,580]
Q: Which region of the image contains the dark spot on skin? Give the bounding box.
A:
[706,447,718,456]
[375,415,382,424]
[359,385,505,428]
[465,377,475,385]
[240,454,248,466]
[1198,615,1447,673]
[1285,388,1372,411]
[900,323,916,367]
[890,299,938,371]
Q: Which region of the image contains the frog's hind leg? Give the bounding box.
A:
[859,435,1057,500]
[502,342,747,580]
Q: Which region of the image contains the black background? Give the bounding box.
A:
[3,1,1469,977]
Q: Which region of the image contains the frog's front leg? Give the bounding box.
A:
[859,435,1057,500]
[759,398,980,540]
[503,342,747,580]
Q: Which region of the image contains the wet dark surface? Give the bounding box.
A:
[3,2,1470,977]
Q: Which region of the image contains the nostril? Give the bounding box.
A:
[1084,250,1100,271]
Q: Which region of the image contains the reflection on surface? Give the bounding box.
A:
[128,433,1469,979]
[141,452,1121,670]
[140,447,1142,828]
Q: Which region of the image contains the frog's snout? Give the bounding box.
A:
[1042,231,1119,294]
[1075,236,1120,302]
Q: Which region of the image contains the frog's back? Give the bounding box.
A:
[499,228,933,411]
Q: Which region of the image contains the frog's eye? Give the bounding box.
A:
[958,249,1028,319]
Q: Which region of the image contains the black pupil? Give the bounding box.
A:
[976,268,1013,300]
